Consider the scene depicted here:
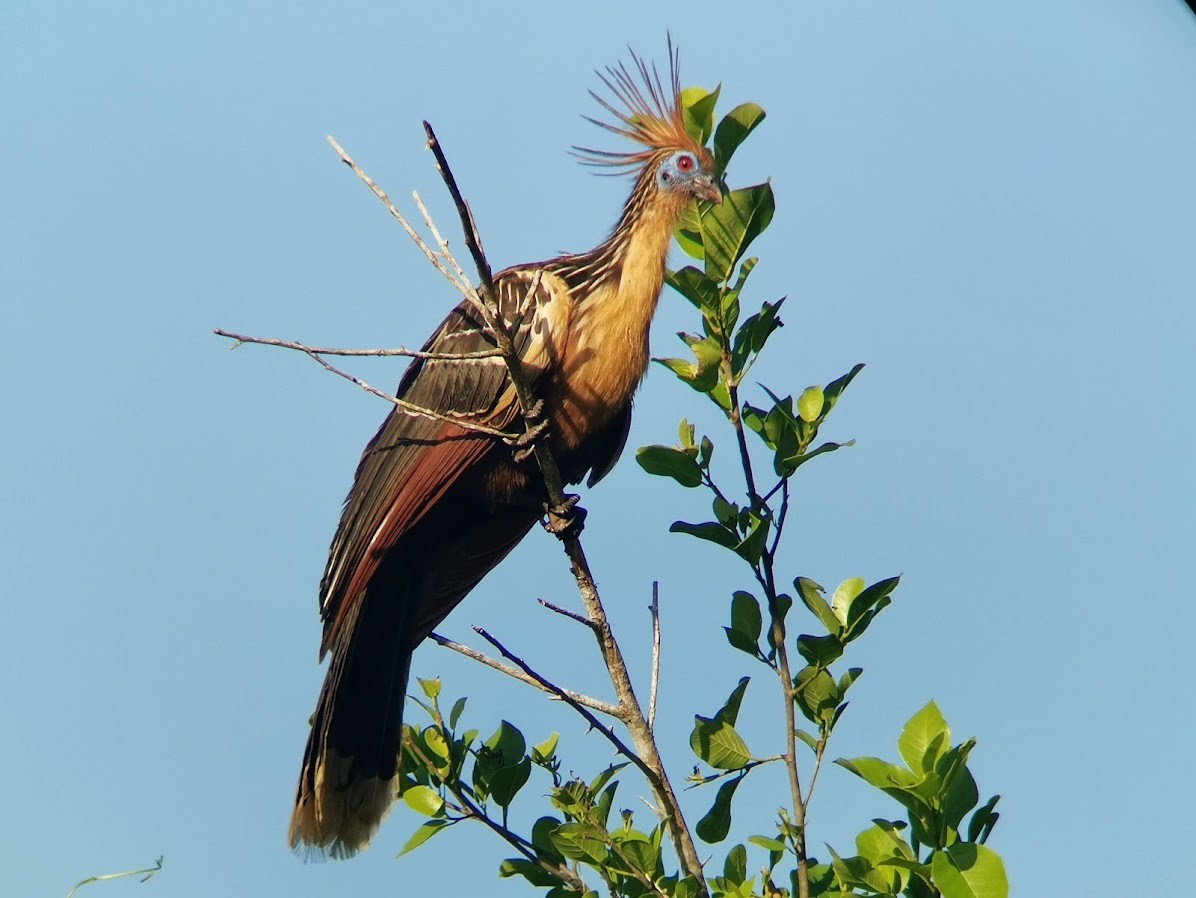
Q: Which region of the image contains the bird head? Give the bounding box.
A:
[574,40,723,207]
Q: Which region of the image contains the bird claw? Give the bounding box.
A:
[509,417,550,463]
[543,494,586,538]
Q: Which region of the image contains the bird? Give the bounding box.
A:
[289,43,723,859]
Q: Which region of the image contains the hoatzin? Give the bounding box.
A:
[289,46,722,858]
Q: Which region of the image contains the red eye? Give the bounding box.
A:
[677,154,694,172]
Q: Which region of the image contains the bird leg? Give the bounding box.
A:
[543,493,587,539]
[507,398,548,463]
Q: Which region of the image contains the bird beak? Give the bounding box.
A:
[692,176,723,205]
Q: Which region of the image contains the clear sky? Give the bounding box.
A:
[3,2,1194,896]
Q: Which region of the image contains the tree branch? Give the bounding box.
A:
[214,329,502,361]
[648,581,661,732]
[429,632,620,718]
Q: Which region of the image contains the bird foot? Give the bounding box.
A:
[509,417,549,463]
[543,494,586,539]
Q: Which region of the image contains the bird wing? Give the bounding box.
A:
[317,269,571,656]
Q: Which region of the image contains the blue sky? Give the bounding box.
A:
[3,2,1194,896]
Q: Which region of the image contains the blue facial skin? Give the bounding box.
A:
[655,149,721,204]
[656,149,700,191]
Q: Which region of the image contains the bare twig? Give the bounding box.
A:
[429,632,619,718]
[214,332,512,439]
[325,135,476,301]
[684,755,785,788]
[214,328,502,362]
[648,582,661,732]
[538,598,600,631]
[473,627,660,785]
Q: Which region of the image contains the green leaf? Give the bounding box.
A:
[484,720,526,764]
[700,183,776,283]
[793,666,840,725]
[835,756,920,794]
[636,444,703,487]
[838,667,864,695]
[448,696,467,730]
[931,844,1009,898]
[732,298,784,374]
[797,386,825,423]
[734,510,769,565]
[532,816,564,857]
[795,577,840,635]
[690,716,752,769]
[795,729,819,752]
[748,835,786,852]
[532,732,560,764]
[695,776,742,843]
[784,439,855,475]
[402,784,444,817]
[667,265,721,311]
[899,701,950,775]
[724,626,760,657]
[674,208,704,260]
[422,726,450,766]
[670,519,739,549]
[716,677,751,726]
[714,102,766,174]
[550,822,608,863]
[724,843,748,885]
[589,762,628,796]
[844,576,901,637]
[499,858,561,888]
[397,818,449,856]
[796,633,844,668]
[487,760,531,808]
[830,578,865,627]
[731,590,762,643]
[823,363,866,412]
[613,832,659,874]
[417,677,440,700]
[968,795,1001,844]
[681,84,721,145]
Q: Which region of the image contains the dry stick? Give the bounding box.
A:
[429,632,620,718]
[473,627,659,787]
[648,582,661,732]
[538,597,599,631]
[213,329,503,361]
[423,120,707,891]
[215,330,513,439]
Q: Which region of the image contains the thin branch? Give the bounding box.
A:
[648,582,661,732]
[325,135,475,299]
[214,329,502,361]
[472,627,661,781]
[429,632,620,718]
[66,857,164,898]
[252,338,511,439]
[684,755,785,788]
[538,598,600,631]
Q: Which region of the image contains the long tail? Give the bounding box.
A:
[288,591,412,859]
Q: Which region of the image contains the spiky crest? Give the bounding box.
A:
[573,37,708,172]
